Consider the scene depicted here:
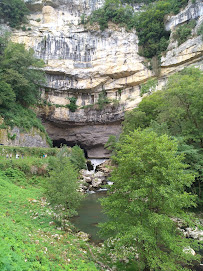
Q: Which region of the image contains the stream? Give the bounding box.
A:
[71,159,203,270]
[71,158,108,244]
[71,191,107,244]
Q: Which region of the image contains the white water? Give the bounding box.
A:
[88,158,107,171]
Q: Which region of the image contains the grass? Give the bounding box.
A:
[0,146,60,158]
[0,157,47,176]
[0,170,100,270]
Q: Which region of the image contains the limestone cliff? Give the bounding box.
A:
[10,0,203,157]
[0,118,49,148]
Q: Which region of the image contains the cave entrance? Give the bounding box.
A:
[52,138,88,158]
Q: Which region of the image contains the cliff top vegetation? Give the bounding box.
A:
[0,0,29,28]
[83,0,189,58]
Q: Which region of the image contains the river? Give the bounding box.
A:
[71,191,108,244]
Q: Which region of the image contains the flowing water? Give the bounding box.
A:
[89,158,107,171]
[71,191,108,244]
[71,158,108,243]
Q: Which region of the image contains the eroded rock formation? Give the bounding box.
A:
[10,0,203,157]
[0,118,49,147]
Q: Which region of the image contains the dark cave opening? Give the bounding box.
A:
[52,138,88,158]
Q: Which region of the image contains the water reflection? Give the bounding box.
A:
[71,191,108,244]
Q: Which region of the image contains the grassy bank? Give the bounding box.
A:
[0,169,100,270]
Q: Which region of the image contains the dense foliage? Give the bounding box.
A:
[69,145,87,170]
[124,67,203,146]
[173,20,196,45]
[0,36,50,142]
[100,129,199,270]
[84,0,189,58]
[0,40,45,107]
[85,0,135,31]
[44,146,85,221]
[123,67,203,205]
[0,0,29,28]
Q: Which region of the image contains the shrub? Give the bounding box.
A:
[4,167,27,185]
[7,132,16,140]
[0,0,29,28]
[97,90,111,110]
[85,0,189,58]
[70,145,86,170]
[44,153,84,221]
[197,22,203,40]
[173,20,196,45]
[66,97,78,112]
[21,25,27,31]
[140,78,158,96]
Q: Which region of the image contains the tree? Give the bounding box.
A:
[44,150,84,222]
[0,42,45,107]
[121,67,203,207]
[69,145,86,170]
[158,67,203,148]
[0,0,29,28]
[0,81,15,108]
[99,129,198,271]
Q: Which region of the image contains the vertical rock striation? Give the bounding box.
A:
[9,0,203,157]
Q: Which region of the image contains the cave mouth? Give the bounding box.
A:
[52,138,88,158]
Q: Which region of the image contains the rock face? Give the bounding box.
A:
[10,0,203,157]
[0,126,49,148]
[0,117,49,147]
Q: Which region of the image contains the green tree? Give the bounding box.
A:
[70,145,86,170]
[158,67,203,147]
[123,67,203,147]
[0,42,45,107]
[85,0,188,58]
[45,151,84,222]
[0,39,49,138]
[121,67,203,207]
[0,81,15,108]
[99,130,198,271]
[122,90,164,134]
[0,0,29,28]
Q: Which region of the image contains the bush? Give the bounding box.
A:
[0,0,29,28]
[44,153,84,221]
[70,145,86,170]
[173,20,196,45]
[0,103,46,132]
[66,97,78,112]
[197,22,203,40]
[4,167,27,185]
[97,90,111,109]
